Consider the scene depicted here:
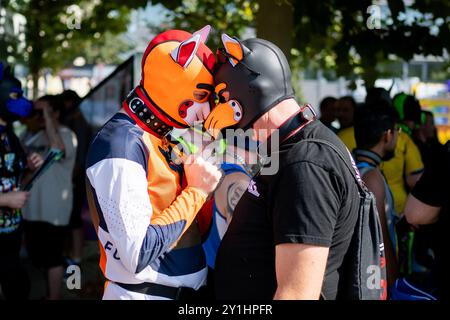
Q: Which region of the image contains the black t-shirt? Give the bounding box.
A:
[0,129,27,234]
[411,141,450,299]
[215,120,360,300]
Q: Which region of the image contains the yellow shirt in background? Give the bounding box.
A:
[380,131,423,215]
[337,127,424,215]
[338,126,356,152]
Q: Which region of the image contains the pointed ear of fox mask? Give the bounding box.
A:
[221,34,250,67]
[170,25,212,69]
[193,25,211,43]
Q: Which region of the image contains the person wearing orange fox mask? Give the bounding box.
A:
[85,26,222,300]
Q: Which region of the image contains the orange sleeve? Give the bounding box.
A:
[150,186,207,236]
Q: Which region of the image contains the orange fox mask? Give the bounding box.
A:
[123,26,216,138]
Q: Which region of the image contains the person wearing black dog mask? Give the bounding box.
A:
[204,35,366,300]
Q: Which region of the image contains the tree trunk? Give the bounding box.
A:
[255,0,294,62]
[31,71,39,100]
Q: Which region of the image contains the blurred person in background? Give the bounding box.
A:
[353,102,400,290]
[393,93,422,139]
[365,87,393,106]
[404,140,450,300]
[336,88,424,276]
[337,90,424,216]
[20,94,77,300]
[409,111,445,279]
[338,87,393,151]
[0,62,43,300]
[379,93,424,214]
[336,96,356,128]
[413,110,444,169]
[59,90,93,269]
[382,93,424,276]
[319,96,338,133]
[336,96,357,150]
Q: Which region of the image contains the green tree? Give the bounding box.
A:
[2,0,146,98]
[255,0,293,60]
[4,0,448,94]
[289,0,449,87]
[158,0,449,88]
[155,0,257,49]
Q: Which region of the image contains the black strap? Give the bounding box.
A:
[353,149,382,167]
[259,104,317,157]
[114,281,201,300]
[298,138,368,195]
[278,112,308,143]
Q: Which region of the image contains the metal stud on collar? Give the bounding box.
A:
[126,89,173,137]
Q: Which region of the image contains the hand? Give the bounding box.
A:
[184,154,222,196]
[42,102,52,120]
[1,191,30,209]
[27,152,44,170]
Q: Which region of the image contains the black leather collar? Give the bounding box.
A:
[123,87,174,138]
[257,104,317,160]
[124,85,190,138]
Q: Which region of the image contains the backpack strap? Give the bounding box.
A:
[356,162,376,177]
[297,138,368,195]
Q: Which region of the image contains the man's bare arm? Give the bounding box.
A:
[406,172,422,190]
[274,243,329,300]
[404,194,440,225]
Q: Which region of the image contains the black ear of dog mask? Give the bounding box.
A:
[215,38,295,130]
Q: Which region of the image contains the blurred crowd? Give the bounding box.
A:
[319,89,449,299]
[1,63,93,300]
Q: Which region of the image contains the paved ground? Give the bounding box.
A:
[30,240,104,300]
[0,240,105,300]
[0,206,105,300]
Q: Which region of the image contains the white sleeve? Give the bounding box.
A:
[86,158,153,273]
